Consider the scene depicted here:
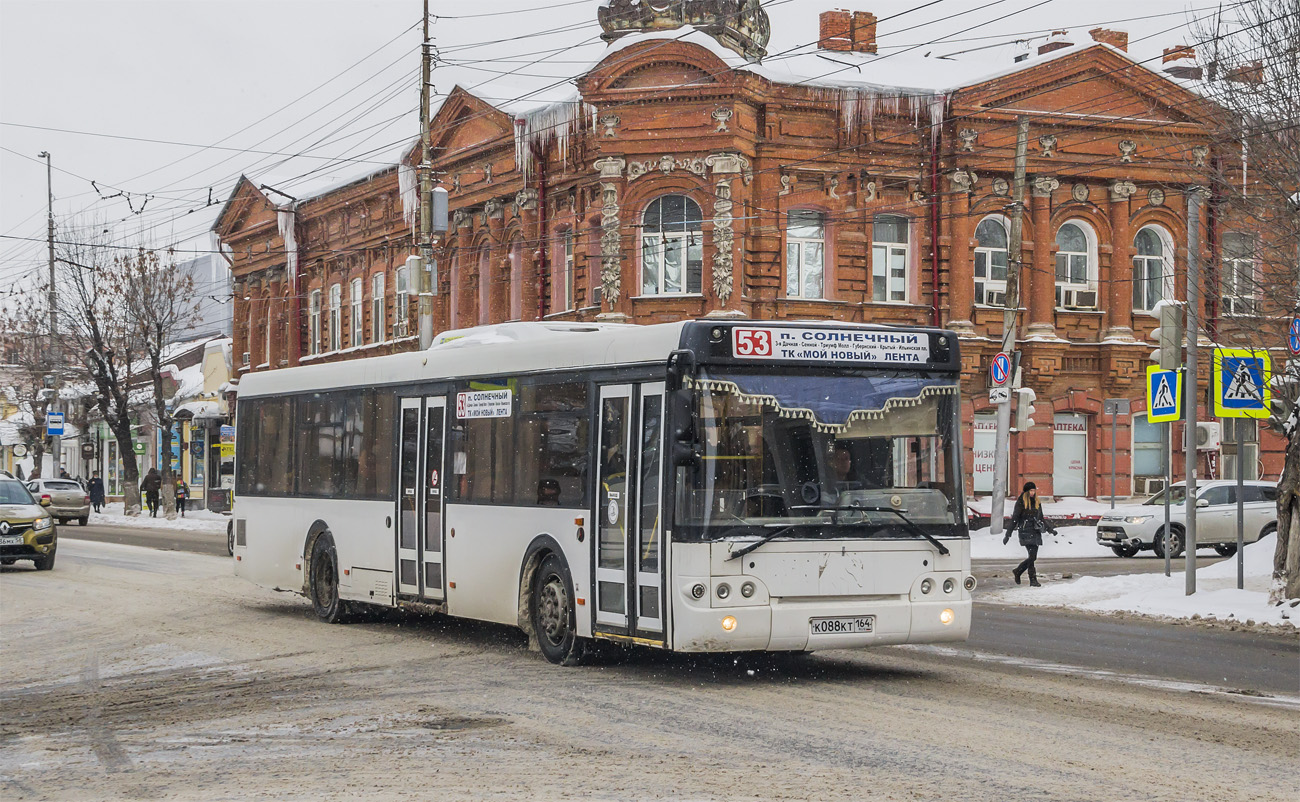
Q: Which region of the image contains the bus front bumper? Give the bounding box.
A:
[673,597,972,652]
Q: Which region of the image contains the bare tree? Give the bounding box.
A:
[1193,0,1300,600]
[0,306,57,479]
[54,224,147,515]
[121,247,200,518]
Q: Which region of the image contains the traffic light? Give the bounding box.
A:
[1013,387,1037,432]
[1148,300,1184,369]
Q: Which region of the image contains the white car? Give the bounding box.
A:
[1095,480,1277,558]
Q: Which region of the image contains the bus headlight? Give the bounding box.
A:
[943,578,955,594]
[691,583,706,599]
[940,608,955,625]
[740,582,755,598]
[716,583,731,599]
[721,615,737,632]
[920,578,933,594]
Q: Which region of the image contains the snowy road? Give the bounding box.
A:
[1,540,1296,801]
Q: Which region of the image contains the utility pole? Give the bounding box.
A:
[1184,188,1203,595]
[417,0,435,349]
[40,150,60,475]
[990,117,1030,535]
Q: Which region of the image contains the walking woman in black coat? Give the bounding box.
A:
[1003,481,1056,586]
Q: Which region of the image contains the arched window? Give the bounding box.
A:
[641,195,703,295]
[394,264,410,335]
[973,216,1009,306]
[1055,221,1097,309]
[328,283,342,351]
[307,289,322,356]
[1133,226,1172,312]
[371,272,386,343]
[871,215,910,303]
[786,210,825,299]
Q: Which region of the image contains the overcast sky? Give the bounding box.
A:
[0,0,1223,293]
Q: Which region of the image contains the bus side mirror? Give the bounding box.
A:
[669,388,699,467]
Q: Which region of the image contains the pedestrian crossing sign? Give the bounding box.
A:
[1212,348,1271,419]
[1145,365,1182,423]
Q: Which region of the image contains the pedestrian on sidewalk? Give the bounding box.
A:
[88,471,105,513]
[1003,481,1056,587]
[175,478,189,517]
[141,468,162,517]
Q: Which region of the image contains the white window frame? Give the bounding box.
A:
[1221,232,1258,316]
[871,215,910,303]
[1133,225,1175,313]
[350,278,363,347]
[328,283,342,352]
[307,289,322,356]
[973,214,1010,307]
[371,273,385,343]
[395,266,410,335]
[1221,417,1259,480]
[1055,220,1099,310]
[1131,413,1166,479]
[785,210,826,300]
[560,229,575,311]
[640,195,704,296]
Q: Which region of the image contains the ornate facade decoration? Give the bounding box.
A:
[991,177,1009,196]
[863,180,878,201]
[594,156,627,179]
[704,152,752,184]
[597,0,770,62]
[949,169,978,193]
[712,107,733,132]
[827,176,840,199]
[600,114,620,138]
[958,128,978,152]
[452,174,462,193]
[484,163,493,183]
[1071,183,1089,203]
[625,155,708,182]
[1147,187,1165,207]
[1038,134,1058,157]
[778,174,793,196]
[1032,175,1060,198]
[712,180,735,304]
[1192,144,1209,167]
[1118,139,1137,163]
[484,199,505,220]
[515,188,538,211]
[1109,180,1137,202]
[599,183,621,306]
[453,209,472,229]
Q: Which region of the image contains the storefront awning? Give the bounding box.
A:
[174,400,223,421]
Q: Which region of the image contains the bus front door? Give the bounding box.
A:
[396,396,446,602]
[594,382,665,641]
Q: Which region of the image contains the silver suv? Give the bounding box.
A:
[1095,480,1277,558]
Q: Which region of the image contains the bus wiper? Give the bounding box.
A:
[725,524,796,562]
[789,503,950,556]
[852,506,950,556]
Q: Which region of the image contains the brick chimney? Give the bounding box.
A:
[820,9,852,52]
[852,11,878,54]
[1088,27,1128,52]
[1163,45,1194,63]
[1225,60,1264,84]
[1037,31,1073,56]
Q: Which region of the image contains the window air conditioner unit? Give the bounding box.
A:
[984,289,1006,307]
[1196,421,1221,450]
[241,351,251,367]
[1137,477,1166,496]
[1060,288,1098,309]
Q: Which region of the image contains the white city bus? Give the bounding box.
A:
[233,319,973,664]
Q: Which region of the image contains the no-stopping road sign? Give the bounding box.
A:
[990,352,1011,386]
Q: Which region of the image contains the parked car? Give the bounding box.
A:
[0,478,57,570]
[1095,480,1277,558]
[26,478,91,526]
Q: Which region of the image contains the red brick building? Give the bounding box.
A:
[214,2,1289,499]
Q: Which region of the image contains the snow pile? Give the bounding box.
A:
[87,502,228,534]
[983,534,1296,628]
[969,526,1113,560]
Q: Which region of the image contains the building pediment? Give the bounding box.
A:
[581,40,737,96]
[952,45,1212,125]
[212,176,275,239]
[430,87,515,157]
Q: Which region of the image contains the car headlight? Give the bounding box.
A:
[33,517,52,531]
[1124,516,1153,524]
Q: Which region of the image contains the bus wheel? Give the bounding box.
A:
[532,553,589,666]
[309,534,352,624]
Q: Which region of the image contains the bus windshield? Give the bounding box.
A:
[675,370,965,540]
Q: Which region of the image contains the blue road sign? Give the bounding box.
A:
[1146,366,1181,423]
[1289,318,1300,356]
[990,352,1011,386]
[1213,348,1271,419]
[46,412,64,436]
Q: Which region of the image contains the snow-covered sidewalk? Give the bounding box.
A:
[982,534,1297,628]
[970,524,1114,560]
[86,502,228,534]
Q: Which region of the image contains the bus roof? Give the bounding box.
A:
[236,319,959,398]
